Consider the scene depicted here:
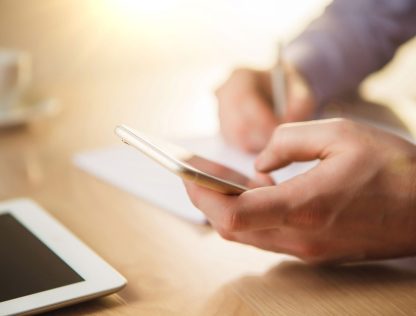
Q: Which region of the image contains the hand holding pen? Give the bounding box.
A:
[215,43,316,153]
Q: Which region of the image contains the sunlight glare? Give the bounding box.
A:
[100,0,180,19]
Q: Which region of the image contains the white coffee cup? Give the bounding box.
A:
[0,49,31,112]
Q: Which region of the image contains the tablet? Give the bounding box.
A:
[0,198,127,316]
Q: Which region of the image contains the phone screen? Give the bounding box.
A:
[182,155,258,188]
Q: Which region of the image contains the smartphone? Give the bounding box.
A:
[114,125,257,195]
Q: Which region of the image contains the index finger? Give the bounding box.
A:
[184,180,287,233]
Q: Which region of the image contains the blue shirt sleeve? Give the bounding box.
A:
[286,0,416,106]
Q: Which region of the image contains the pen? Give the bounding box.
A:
[270,42,287,117]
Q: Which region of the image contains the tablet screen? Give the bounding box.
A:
[0,213,84,302]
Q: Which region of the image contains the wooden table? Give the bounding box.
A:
[1,1,416,315]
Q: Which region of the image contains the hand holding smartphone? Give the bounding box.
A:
[114,125,273,195]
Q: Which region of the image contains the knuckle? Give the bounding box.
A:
[286,211,323,230]
[221,206,245,233]
[287,198,331,230]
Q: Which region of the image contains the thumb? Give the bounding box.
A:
[255,119,344,172]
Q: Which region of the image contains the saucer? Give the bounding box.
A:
[0,98,61,127]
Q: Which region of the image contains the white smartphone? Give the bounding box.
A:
[114,125,258,195]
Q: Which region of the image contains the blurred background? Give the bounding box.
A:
[0,0,329,143]
[0,0,415,145]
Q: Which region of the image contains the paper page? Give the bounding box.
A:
[73,136,316,224]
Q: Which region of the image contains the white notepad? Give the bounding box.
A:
[73,136,316,224]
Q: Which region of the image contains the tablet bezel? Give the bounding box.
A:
[0,198,127,315]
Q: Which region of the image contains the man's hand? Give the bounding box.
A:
[184,119,416,264]
[215,66,316,153]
